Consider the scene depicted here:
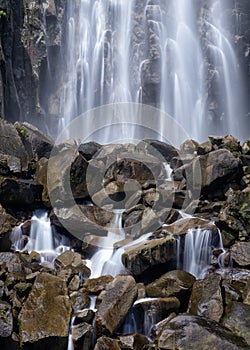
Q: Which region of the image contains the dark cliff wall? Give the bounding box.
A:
[0,0,65,132]
[0,0,249,132]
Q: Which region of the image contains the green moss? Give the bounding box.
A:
[15,123,29,139]
[0,9,6,17]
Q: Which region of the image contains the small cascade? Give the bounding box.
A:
[10,224,24,251]
[176,227,225,279]
[67,316,75,350]
[119,297,168,336]
[10,210,71,264]
[89,210,125,278]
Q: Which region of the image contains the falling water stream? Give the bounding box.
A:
[58,0,246,142]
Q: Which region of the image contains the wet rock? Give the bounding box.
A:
[68,275,81,292]
[52,205,115,238]
[18,272,71,343]
[185,149,243,197]
[122,236,176,276]
[163,217,218,236]
[0,301,13,337]
[118,334,149,350]
[223,302,250,346]
[197,140,213,155]
[0,119,28,170]
[215,268,250,307]
[13,282,32,297]
[0,204,17,236]
[83,275,114,294]
[209,135,241,152]
[126,297,180,335]
[15,122,54,160]
[0,153,21,175]
[146,270,195,303]
[55,251,90,278]
[38,148,88,207]
[188,273,223,322]
[123,206,170,238]
[0,177,43,208]
[96,275,137,335]
[70,290,90,312]
[72,322,94,350]
[180,139,199,154]
[155,314,249,349]
[231,242,250,267]
[78,141,102,161]
[138,139,179,162]
[242,140,250,155]
[0,252,24,273]
[75,309,95,324]
[94,336,121,350]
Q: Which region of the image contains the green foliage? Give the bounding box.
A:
[0,9,6,17]
[15,123,29,139]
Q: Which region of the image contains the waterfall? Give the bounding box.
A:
[176,227,225,279]
[89,209,125,278]
[57,0,246,143]
[10,210,71,264]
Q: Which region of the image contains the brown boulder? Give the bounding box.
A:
[18,272,71,343]
[96,275,137,335]
[188,273,223,322]
[231,242,250,267]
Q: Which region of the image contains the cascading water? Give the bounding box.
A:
[11,210,71,264]
[176,226,225,279]
[58,0,247,142]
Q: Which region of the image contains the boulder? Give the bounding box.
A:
[180,139,199,154]
[215,268,250,307]
[0,204,17,236]
[188,273,223,322]
[0,153,21,175]
[123,206,170,238]
[0,301,13,337]
[51,205,116,238]
[96,275,137,335]
[15,122,54,160]
[155,314,249,349]
[118,334,149,350]
[223,302,250,346]
[209,135,241,152]
[146,270,195,302]
[231,242,250,267]
[40,148,88,207]
[78,141,102,160]
[0,177,43,208]
[0,118,28,170]
[70,290,90,312]
[54,251,90,277]
[185,149,243,197]
[94,336,121,350]
[122,236,176,276]
[18,272,71,343]
[71,322,93,350]
[138,139,179,162]
[83,275,114,294]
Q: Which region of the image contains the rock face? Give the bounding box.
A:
[223,302,250,346]
[230,242,250,267]
[122,236,176,276]
[146,270,195,301]
[18,272,71,343]
[155,314,249,349]
[96,275,137,335]
[0,301,13,337]
[188,273,223,322]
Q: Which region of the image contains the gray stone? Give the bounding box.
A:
[18,272,71,343]
[96,275,137,335]
[188,273,223,322]
[0,301,13,337]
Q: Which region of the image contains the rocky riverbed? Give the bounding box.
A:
[0,118,249,349]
